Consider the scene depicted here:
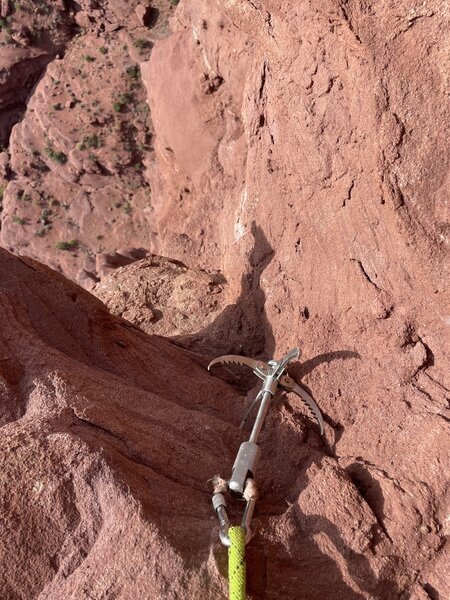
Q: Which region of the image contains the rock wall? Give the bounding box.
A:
[2,243,446,599]
[0,0,448,598]
[0,0,175,286]
[139,0,450,597]
[0,248,242,599]
[0,0,75,146]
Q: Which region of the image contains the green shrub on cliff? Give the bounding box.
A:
[45,144,67,164]
[55,240,78,251]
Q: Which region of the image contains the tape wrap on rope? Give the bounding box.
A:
[228,526,246,600]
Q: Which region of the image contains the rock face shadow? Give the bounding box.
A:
[261,509,403,600]
[289,350,361,381]
[171,222,276,361]
[345,462,393,543]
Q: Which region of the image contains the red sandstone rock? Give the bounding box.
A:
[0,1,77,145]
[0,0,449,598]
[0,0,176,286]
[1,0,11,19]
[140,0,449,596]
[93,254,227,340]
[1,31,155,287]
[0,251,350,597]
[3,247,445,599]
[0,248,240,598]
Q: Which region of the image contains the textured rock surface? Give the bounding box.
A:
[0,0,449,599]
[142,0,450,597]
[93,254,228,344]
[3,247,446,599]
[0,248,241,599]
[0,249,386,599]
[92,250,276,356]
[0,1,75,145]
[0,0,176,286]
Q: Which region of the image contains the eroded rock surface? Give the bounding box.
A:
[0,0,176,286]
[0,0,76,145]
[0,0,449,598]
[1,245,448,599]
[144,0,450,597]
[0,248,241,598]
[92,246,276,357]
[3,247,446,599]
[93,253,227,341]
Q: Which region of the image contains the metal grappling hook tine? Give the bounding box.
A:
[208,347,324,546]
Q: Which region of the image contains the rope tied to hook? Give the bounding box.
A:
[207,347,324,599]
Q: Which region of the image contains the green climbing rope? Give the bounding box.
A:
[228,526,246,600]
